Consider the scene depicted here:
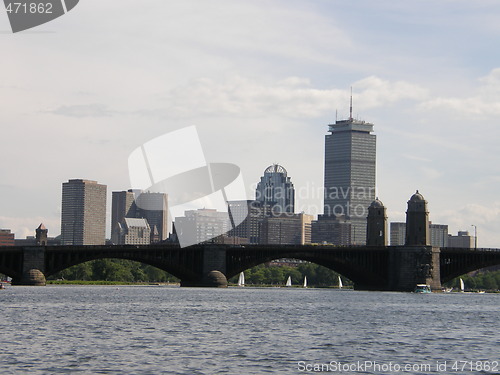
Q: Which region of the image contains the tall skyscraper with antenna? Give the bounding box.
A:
[323,93,376,245]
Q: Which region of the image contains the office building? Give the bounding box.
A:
[323,108,376,245]
[390,222,406,246]
[0,229,15,246]
[111,190,168,244]
[118,218,151,245]
[391,221,448,247]
[173,208,230,245]
[311,215,351,245]
[111,190,136,244]
[260,213,313,245]
[228,200,273,244]
[61,179,107,245]
[256,164,295,213]
[448,231,475,248]
[134,192,168,242]
[429,223,448,247]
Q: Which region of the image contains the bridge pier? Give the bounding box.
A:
[388,246,441,292]
[11,247,46,286]
[180,245,228,287]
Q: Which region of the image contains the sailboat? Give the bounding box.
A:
[460,278,465,292]
[303,276,307,288]
[237,272,245,287]
[285,276,292,287]
[338,276,343,289]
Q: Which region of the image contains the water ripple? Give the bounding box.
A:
[0,286,498,374]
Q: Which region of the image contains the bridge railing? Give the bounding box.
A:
[440,247,500,253]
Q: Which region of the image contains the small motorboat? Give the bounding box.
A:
[414,284,431,293]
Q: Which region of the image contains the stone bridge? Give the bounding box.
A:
[1,244,499,291]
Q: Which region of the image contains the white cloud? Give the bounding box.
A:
[48,104,114,118]
[145,75,430,119]
[435,203,500,248]
[402,154,432,163]
[418,166,442,180]
[420,68,500,116]
[0,216,60,239]
[354,76,429,108]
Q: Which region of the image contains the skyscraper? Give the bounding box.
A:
[134,191,168,242]
[324,107,376,245]
[61,179,107,245]
[111,190,168,244]
[111,190,135,244]
[255,164,295,214]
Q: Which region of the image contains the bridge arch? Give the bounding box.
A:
[0,248,24,280]
[440,248,500,283]
[227,258,350,286]
[47,258,179,282]
[0,265,19,280]
[225,245,389,290]
[44,245,204,283]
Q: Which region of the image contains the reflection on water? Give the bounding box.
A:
[0,286,498,374]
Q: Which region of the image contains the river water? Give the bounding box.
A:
[0,286,498,374]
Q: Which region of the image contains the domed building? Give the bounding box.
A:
[255,164,295,214]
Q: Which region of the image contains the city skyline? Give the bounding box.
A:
[2,2,500,246]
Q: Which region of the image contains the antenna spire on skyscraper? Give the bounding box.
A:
[349,86,353,121]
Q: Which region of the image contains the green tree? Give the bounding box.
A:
[50,259,179,283]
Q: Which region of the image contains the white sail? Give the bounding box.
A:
[303,276,307,288]
[286,276,292,287]
[338,276,343,289]
[237,272,245,287]
[460,278,464,292]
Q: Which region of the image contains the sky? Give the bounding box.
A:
[1,0,500,246]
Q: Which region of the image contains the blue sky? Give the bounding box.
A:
[1,1,500,246]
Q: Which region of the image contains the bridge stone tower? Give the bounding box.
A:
[405,190,430,246]
[366,198,387,246]
[36,223,48,245]
[388,191,440,291]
